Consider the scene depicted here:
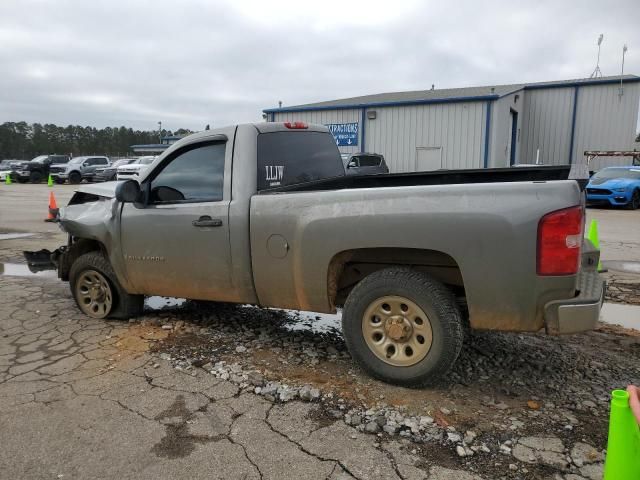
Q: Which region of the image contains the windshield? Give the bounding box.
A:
[112,159,132,167]
[139,157,155,165]
[593,168,640,180]
[30,155,48,163]
[68,157,85,164]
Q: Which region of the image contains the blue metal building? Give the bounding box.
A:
[264,75,640,172]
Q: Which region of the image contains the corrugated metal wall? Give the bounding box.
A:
[572,82,640,170]
[268,81,640,173]
[520,87,575,165]
[271,109,361,154]
[363,102,486,172]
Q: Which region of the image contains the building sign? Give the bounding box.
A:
[326,122,359,146]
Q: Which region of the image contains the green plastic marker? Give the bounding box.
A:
[604,389,640,479]
[587,219,602,271]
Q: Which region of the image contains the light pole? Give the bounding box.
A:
[590,34,604,78]
[158,121,162,143]
[619,44,628,98]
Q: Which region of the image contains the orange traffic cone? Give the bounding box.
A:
[45,191,59,222]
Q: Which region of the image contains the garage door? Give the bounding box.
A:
[415,147,442,171]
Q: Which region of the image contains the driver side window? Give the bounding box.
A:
[150,142,225,204]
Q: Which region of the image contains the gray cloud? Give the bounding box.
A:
[1,0,638,131]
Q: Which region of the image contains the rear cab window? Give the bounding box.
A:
[257,131,344,190]
[359,155,382,167]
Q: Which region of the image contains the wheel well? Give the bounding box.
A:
[328,248,465,309]
[59,238,106,281]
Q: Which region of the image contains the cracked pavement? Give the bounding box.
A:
[1,275,441,480]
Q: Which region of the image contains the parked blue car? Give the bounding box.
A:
[586,166,640,209]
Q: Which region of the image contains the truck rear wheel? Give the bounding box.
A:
[29,171,42,183]
[342,267,464,387]
[69,252,143,320]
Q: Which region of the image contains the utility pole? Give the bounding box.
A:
[158,121,162,143]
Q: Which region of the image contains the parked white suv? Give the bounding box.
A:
[116,156,156,180]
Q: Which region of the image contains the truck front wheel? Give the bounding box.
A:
[69,252,143,320]
[342,268,464,387]
[68,171,82,184]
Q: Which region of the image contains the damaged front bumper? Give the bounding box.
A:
[23,247,66,275]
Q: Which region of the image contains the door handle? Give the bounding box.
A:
[192,216,223,227]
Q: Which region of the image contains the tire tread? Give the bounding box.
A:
[69,251,143,320]
[342,267,464,387]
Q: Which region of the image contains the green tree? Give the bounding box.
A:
[0,122,195,159]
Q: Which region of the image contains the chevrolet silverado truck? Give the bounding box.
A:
[26,122,605,386]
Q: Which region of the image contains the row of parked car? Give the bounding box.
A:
[0,155,156,184]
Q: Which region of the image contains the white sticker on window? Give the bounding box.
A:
[265,165,284,186]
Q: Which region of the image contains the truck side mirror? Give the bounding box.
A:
[115,180,140,203]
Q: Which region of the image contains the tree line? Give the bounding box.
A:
[0,122,195,159]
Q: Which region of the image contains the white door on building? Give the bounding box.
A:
[415,147,442,171]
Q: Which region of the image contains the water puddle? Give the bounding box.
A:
[602,261,640,275]
[600,302,640,330]
[145,296,187,310]
[237,305,342,334]
[0,262,57,278]
[0,232,35,241]
[281,309,342,334]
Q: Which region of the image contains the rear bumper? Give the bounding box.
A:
[543,270,605,334]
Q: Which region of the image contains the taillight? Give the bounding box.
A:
[284,121,308,129]
[537,206,583,275]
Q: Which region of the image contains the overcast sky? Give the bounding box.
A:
[1,0,639,131]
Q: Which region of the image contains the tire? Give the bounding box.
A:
[69,251,143,320]
[68,171,82,184]
[342,267,464,387]
[29,171,42,183]
[627,190,640,210]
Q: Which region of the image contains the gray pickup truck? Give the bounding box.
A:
[29,122,604,386]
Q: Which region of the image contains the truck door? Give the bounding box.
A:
[119,140,234,300]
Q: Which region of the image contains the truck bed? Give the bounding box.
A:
[259,165,587,193]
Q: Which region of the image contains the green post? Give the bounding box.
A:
[604,389,640,479]
[587,219,602,271]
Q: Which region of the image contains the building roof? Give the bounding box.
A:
[130,144,170,153]
[264,75,640,113]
